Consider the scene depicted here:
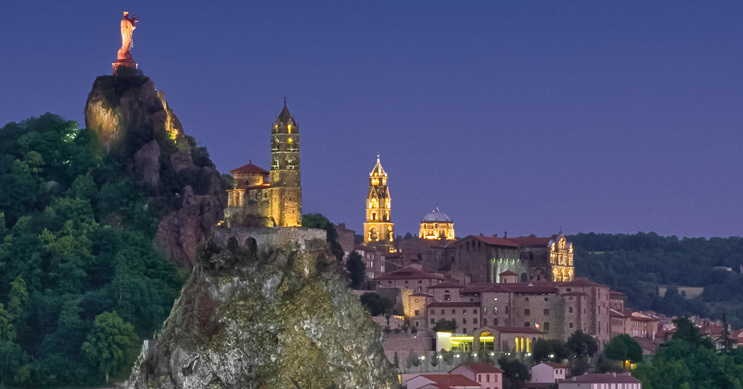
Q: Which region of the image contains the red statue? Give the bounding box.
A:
[113,12,139,74]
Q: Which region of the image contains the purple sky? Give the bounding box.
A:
[2,2,743,238]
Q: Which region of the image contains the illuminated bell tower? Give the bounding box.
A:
[550,231,574,282]
[363,156,395,252]
[269,101,302,227]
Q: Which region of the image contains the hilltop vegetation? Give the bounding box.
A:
[572,232,743,326]
[0,114,186,386]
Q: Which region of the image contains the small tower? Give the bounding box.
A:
[419,207,455,240]
[269,101,302,227]
[549,231,574,282]
[363,156,395,252]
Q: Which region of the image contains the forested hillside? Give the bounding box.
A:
[571,232,743,327]
[0,114,186,386]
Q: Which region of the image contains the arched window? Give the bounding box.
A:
[371,212,377,221]
[520,273,528,282]
[369,227,378,241]
[244,237,257,257]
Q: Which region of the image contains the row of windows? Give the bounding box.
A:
[523,309,550,316]
[430,308,479,315]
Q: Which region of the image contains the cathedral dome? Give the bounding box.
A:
[422,207,452,223]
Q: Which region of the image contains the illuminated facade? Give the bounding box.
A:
[419,207,455,240]
[549,233,574,282]
[225,102,302,227]
[363,156,395,252]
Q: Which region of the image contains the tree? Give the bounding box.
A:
[604,334,643,368]
[393,352,399,368]
[532,339,569,363]
[718,313,734,352]
[359,293,394,316]
[302,213,344,261]
[430,350,439,368]
[81,311,139,383]
[566,330,598,359]
[432,319,457,333]
[498,355,529,389]
[346,251,365,289]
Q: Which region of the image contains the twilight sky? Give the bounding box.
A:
[2,1,743,239]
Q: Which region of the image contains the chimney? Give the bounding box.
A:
[493,234,498,238]
[504,231,507,238]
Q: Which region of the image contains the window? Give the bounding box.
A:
[569,307,573,313]
[494,307,499,315]
[418,286,422,292]
[414,310,420,316]
[463,318,467,324]
[525,297,530,302]
[524,309,530,316]
[544,297,549,301]
[483,318,488,326]
[430,309,434,315]
[524,322,530,327]
[441,309,445,314]
[463,328,467,333]
[483,306,487,314]
[464,310,467,315]
[474,318,478,324]
[431,319,435,324]
[404,281,408,284]
[444,294,451,301]
[569,322,574,328]
[543,309,549,315]
[418,280,423,284]
[452,309,456,314]
[544,322,550,332]
[474,309,478,314]
[494,318,499,325]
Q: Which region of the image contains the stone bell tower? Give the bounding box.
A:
[269,101,302,227]
[363,156,395,252]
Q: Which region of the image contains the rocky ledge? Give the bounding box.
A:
[124,227,398,389]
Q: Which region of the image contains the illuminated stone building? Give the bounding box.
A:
[225,102,302,227]
[363,156,395,252]
[419,207,455,240]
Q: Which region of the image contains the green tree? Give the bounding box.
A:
[346,250,365,289]
[81,311,139,383]
[8,275,28,319]
[498,355,529,389]
[432,319,457,332]
[359,292,394,316]
[604,334,643,368]
[302,213,345,261]
[532,338,569,363]
[393,352,399,369]
[566,330,598,358]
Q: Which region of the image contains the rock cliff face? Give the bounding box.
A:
[124,227,398,389]
[84,73,225,266]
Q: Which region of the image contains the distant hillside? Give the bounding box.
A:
[571,232,743,327]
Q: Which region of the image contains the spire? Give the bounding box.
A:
[370,155,386,177]
[276,100,294,123]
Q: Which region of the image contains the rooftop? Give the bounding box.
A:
[231,163,269,175]
[561,373,641,384]
[452,362,504,374]
[422,207,453,223]
[415,374,480,389]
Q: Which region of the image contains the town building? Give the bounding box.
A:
[406,374,481,389]
[558,373,642,389]
[530,362,569,384]
[450,363,504,389]
[225,102,301,227]
[363,156,395,253]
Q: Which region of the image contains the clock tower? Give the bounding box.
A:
[363,156,395,252]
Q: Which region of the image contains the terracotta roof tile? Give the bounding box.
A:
[560,373,641,384]
[452,362,504,374]
[231,163,269,175]
[470,235,520,248]
[417,374,480,388]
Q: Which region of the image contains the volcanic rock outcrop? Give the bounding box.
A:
[84,71,225,266]
[124,227,398,389]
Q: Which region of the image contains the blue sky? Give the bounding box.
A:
[2,1,743,238]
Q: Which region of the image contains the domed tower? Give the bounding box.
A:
[419,207,455,240]
[363,156,395,252]
[269,101,302,227]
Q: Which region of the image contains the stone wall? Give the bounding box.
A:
[382,331,435,364]
[212,227,326,251]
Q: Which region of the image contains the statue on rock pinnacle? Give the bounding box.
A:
[113,11,139,74]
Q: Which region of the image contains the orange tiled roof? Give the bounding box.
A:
[231,163,269,175]
[452,362,504,374]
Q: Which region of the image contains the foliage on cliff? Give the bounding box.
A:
[125,229,398,389]
[571,232,743,326]
[0,114,185,387]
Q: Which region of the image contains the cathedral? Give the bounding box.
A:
[225,102,302,227]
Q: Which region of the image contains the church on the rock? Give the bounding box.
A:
[225,102,302,227]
